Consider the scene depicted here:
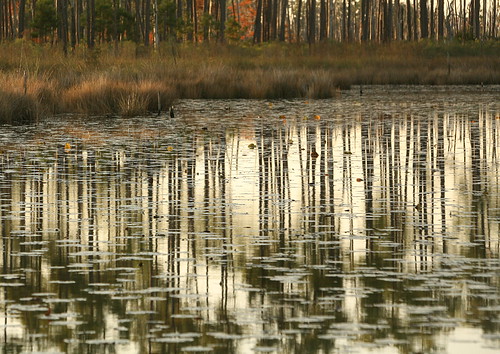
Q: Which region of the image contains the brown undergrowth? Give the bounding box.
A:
[0,40,498,123]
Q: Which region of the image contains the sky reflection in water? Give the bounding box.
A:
[0,87,499,353]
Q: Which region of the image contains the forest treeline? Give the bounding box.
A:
[0,0,498,52]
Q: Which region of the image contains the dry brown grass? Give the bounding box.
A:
[0,89,38,124]
[0,40,498,123]
[62,75,171,115]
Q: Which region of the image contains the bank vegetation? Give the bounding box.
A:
[0,40,498,123]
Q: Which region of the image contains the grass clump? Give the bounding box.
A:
[0,90,38,124]
[0,40,498,123]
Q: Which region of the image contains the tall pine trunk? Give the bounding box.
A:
[87,0,95,48]
[342,0,346,41]
[406,0,412,40]
[254,0,263,43]
[297,0,302,42]
[361,0,369,41]
[279,0,288,41]
[203,0,209,41]
[309,0,316,44]
[420,0,428,38]
[430,0,434,38]
[320,0,327,40]
[492,0,497,37]
[18,0,25,38]
[219,0,226,42]
[438,0,444,39]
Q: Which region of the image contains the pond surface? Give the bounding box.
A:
[0,86,499,353]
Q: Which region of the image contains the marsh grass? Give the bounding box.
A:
[0,90,39,124]
[0,40,498,122]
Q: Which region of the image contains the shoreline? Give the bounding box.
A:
[1,41,498,123]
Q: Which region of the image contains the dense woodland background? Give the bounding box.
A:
[0,0,498,52]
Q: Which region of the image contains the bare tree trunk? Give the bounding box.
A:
[271,0,278,40]
[452,0,459,37]
[135,0,143,43]
[193,0,198,41]
[420,0,429,38]
[1,0,8,39]
[413,0,418,39]
[18,0,25,38]
[186,0,193,41]
[388,0,393,41]
[472,0,480,39]
[430,0,434,38]
[176,0,182,40]
[342,0,347,41]
[438,0,444,39]
[482,0,486,37]
[219,0,226,42]
[406,0,412,40]
[77,0,83,43]
[492,0,497,37]
[309,0,316,44]
[395,0,401,40]
[320,0,327,40]
[462,0,466,39]
[347,0,352,41]
[144,0,151,45]
[153,0,159,48]
[297,0,302,42]
[8,0,14,38]
[329,0,335,39]
[114,0,120,50]
[70,1,76,48]
[279,0,288,41]
[254,0,263,43]
[203,0,209,41]
[0,1,3,39]
[263,0,270,41]
[87,0,95,48]
[61,0,69,53]
[362,0,369,40]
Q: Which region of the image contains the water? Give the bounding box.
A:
[0,86,499,353]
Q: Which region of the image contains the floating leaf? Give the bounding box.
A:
[86,339,130,345]
[314,115,321,120]
[248,143,256,149]
[64,143,71,153]
[253,347,277,353]
[182,346,213,352]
